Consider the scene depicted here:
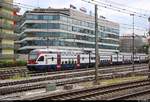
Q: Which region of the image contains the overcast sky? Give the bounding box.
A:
[14,0,150,36]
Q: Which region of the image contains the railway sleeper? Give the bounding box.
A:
[108,85,150,100]
[0,70,148,89]
[108,85,149,99]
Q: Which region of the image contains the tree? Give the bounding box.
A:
[141,44,149,54]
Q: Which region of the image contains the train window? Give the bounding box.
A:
[65,61,67,64]
[114,57,117,59]
[91,57,95,60]
[52,57,54,61]
[69,60,71,64]
[72,60,74,64]
[82,57,84,60]
[38,56,44,61]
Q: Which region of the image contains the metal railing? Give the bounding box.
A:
[0,54,14,59]
[0,2,20,11]
[0,13,20,21]
[0,44,14,49]
[0,32,17,40]
[0,22,15,30]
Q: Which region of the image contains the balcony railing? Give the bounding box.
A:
[0,44,14,49]
[14,44,20,49]
[0,54,14,59]
[0,13,20,21]
[0,32,17,40]
[0,22,15,30]
[0,2,20,12]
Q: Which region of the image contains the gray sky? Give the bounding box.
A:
[14,0,150,36]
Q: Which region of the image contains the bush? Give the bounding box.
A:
[16,60,27,66]
[0,60,27,68]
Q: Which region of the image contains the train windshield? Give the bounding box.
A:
[29,52,38,60]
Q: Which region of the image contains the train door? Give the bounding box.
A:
[118,55,123,64]
[45,54,57,71]
[76,54,80,68]
[90,54,95,67]
[57,53,61,71]
[109,55,113,65]
[139,56,141,63]
[112,54,117,64]
[36,55,45,71]
[122,55,124,64]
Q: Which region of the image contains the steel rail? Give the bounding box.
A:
[20,79,150,100]
[0,64,148,87]
[0,69,149,96]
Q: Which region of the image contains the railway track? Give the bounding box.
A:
[0,66,27,71]
[17,78,150,100]
[0,64,148,88]
[0,63,146,80]
[108,85,150,100]
[28,63,146,76]
[0,66,27,80]
[0,68,149,96]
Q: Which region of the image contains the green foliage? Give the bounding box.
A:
[141,44,149,54]
[16,60,27,66]
[0,60,27,68]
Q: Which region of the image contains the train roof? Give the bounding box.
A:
[120,52,147,55]
[30,49,148,55]
[30,49,82,53]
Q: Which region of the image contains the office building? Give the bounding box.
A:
[18,8,119,54]
[0,0,19,60]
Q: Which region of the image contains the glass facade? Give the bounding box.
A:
[19,9,119,53]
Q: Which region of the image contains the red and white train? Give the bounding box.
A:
[27,49,148,72]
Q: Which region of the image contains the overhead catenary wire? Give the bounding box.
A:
[81,0,149,36]
[1,1,148,35]
[93,0,149,18]
[2,1,149,20]
[100,0,150,16]
[1,1,35,10]
[81,0,150,19]
[3,0,150,19]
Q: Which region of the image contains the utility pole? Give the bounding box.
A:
[130,14,135,72]
[47,19,49,49]
[148,17,150,78]
[94,4,99,85]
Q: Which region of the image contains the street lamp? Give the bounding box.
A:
[130,14,135,72]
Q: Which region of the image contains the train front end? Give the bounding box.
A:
[27,51,39,71]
